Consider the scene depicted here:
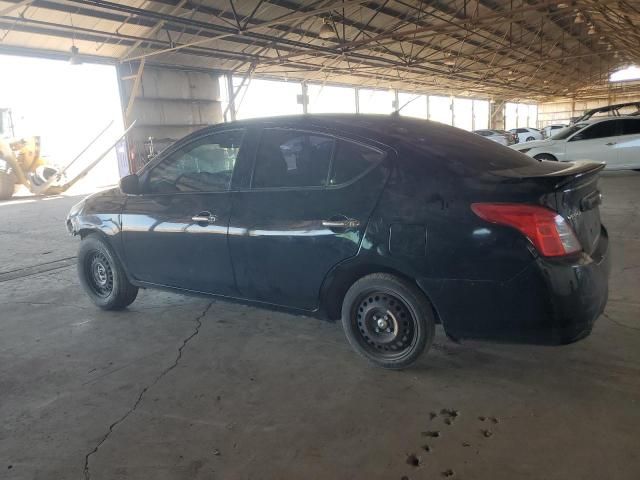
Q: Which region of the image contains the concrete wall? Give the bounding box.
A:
[538,81,640,127]
[490,100,506,130]
[119,64,222,171]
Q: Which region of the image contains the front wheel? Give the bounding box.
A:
[77,234,138,310]
[526,136,535,142]
[341,273,435,369]
[534,153,557,162]
[0,171,15,200]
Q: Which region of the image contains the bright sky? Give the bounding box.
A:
[0,55,124,194]
[226,76,491,129]
[610,65,640,82]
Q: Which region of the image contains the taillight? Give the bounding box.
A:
[471,203,581,257]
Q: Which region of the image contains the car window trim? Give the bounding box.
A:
[248,127,387,192]
[140,128,246,195]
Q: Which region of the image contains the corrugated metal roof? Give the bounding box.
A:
[1,0,639,100]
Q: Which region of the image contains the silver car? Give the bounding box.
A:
[542,124,567,139]
[473,129,516,146]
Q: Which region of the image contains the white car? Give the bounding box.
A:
[542,124,567,139]
[472,129,516,146]
[509,127,543,143]
[510,116,640,170]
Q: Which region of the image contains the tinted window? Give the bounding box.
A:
[571,120,618,141]
[516,128,529,133]
[253,129,334,188]
[147,130,243,193]
[552,123,589,140]
[474,130,491,136]
[330,140,385,185]
[620,118,640,135]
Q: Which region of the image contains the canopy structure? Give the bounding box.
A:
[1,1,639,101]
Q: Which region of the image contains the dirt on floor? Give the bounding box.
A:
[1,172,639,480]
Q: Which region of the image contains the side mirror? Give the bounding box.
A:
[119,174,140,195]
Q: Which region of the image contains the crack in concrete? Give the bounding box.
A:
[603,312,640,332]
[82,302,213,480]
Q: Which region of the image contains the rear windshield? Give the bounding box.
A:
[551,123,588,140]
[386,118,541,173]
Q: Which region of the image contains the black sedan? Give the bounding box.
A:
[67,115,610,369]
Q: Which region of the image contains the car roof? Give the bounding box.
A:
[183,113,465,148]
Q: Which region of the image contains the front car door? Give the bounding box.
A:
[616,118,640,170]
[228,128,391,310]
[120,129,245,295]
[564,119,620,166]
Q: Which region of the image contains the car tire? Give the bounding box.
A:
[77,234,138,310]
[341,273,435,370]
[526,136,535,142]
[0,171,15,200]
[534,153,557,161]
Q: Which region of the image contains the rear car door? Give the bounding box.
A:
[616,118,640,169]
[564,119,620,166]
[228,128,390,310]
[120,129,244,295]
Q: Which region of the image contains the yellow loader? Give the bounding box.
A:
[0,108,133,200]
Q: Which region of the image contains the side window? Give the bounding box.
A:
[147,130,244,193]
[330,140,385,185]
[253,129,334,188]
[516,128,528,134]
[620,119,640,135]
[572,121,618,141]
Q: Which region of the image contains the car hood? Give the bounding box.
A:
[512,139,555,150]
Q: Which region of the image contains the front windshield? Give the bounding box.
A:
[551,122,589,140]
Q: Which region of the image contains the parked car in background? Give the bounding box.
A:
[511,116,640,170]
[473,129,517,146]
[542,124,567,138]
[67,115,610,369]
[510,127,544,142]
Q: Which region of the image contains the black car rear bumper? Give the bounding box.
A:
[418,226,610,344]
[533,226,610,343]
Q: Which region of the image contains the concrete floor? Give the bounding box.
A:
[1,173,639,480]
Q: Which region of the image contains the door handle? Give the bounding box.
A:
[605,142,617,146]
[192,211,217,225]
[322,219,360,229]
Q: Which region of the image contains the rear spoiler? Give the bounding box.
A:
[491,160,605,188]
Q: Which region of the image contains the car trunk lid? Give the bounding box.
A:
[491,161,605,256]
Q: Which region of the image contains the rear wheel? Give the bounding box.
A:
[534,153,557,162]
[0,171,15,200]
[526,136,535,142]
[341,273,435,369]
[77,234,138,310]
